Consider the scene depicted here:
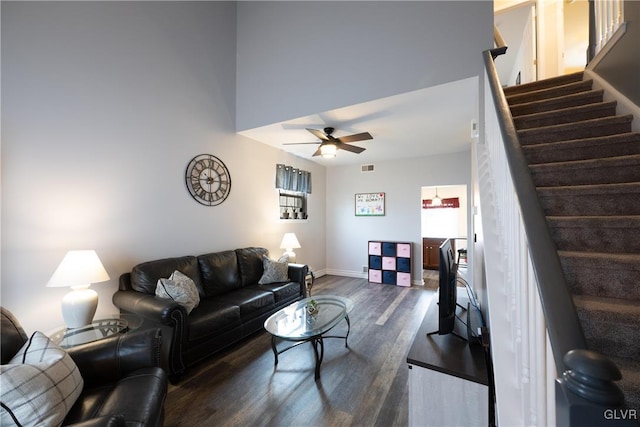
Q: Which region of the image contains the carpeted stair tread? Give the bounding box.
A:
[573,294,640,361]
[518,115,634,145]
[522,132,640,164]
[530,154,640,186]
[547,215,640,253]
[538,182,640,216]
[506,79,593,105]
[506,72,640,409]
[509,90,604,117]
[611,357,640,411]
[503,71,584,96]
[513,101,617,130]
[559,251,640,301]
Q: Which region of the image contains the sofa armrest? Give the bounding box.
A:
[67,328,162,387]
[112,290,187,379]
[112,289,186,326]
[288,263,309,297]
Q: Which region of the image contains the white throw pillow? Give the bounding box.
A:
[156,270,200,314]
[0,331,84,427]
[258,255,290,285]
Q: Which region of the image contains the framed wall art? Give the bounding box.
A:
[355,192,385,216]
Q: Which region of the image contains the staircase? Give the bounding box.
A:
[504,72,640,411]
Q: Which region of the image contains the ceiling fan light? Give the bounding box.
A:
[320,143,337,158]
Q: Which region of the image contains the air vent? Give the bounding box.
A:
[361,164,375,173]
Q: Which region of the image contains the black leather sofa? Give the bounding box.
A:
[1,307,167,427]
[113,247,308,380]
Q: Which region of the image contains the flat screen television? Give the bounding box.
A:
[427,238,465,339]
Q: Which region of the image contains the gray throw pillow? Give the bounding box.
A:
[0,331,84,427]
[156,270,200,314]
[258,255,290,284]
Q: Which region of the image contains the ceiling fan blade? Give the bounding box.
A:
[306,128,330,141]
[337,142,366,154]
[282,142,321,145]
[336,132,373,143]
[312,146,322,157]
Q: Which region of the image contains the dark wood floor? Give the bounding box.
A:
[164,275,436,426]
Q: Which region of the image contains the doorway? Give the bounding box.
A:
[420,185,468,287]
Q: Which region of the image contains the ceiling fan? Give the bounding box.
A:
[284,127,373,158]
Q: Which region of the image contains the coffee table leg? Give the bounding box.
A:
[344,315,351,348]
[311,337,324,380]
[271,335,278,365]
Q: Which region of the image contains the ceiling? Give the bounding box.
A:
[239,76,479,167]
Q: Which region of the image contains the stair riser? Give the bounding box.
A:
[523,137,640,164]
[539,191,640,216]
[514,103,617,130]
[531,161,640,186]
[506,81,593,105]
[576,308,640,360]
[504,72,584,96]
[519,121,632,145]
[510,91,604,117]
[550,224,640,253]
[561,256,640,301]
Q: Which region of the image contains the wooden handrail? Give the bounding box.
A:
[482,49,587,373]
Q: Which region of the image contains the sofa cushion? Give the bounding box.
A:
[198,250,242,297]
[156,270,200,314]
[131,256,203,296]
[188,299,241,341]
[236,247,268,287]
[64,367,165,426]
[1,331,84,427]
[250,282,301,303]
[217,288,275,318]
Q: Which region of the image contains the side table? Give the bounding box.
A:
[46,314,142,349]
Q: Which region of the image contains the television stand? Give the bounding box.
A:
[407,297,488,426]
[425,302,468,340]
[426,329,466,341]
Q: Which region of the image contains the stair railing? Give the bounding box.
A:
[588,0,626,62]
[480,44,630,426]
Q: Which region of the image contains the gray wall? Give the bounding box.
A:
[236,1,493,130]
[326,151,472,283]
[592,0,640,105]
[1,1,326,334]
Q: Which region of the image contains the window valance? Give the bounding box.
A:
[275,164,312,194]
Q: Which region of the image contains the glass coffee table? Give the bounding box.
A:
[264,295,353,380]
[46,314,142,349]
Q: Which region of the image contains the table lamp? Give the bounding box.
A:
[280,233,301,263]
[47,250,110,328]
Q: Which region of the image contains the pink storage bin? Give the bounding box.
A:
[368,269,382,283]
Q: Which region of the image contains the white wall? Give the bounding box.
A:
[1,2,326,334]
[325,151,471,284]
[236,1,493,130]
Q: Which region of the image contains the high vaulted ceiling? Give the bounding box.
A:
[239,77,478,167]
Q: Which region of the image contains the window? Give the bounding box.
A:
[279,190,307,220]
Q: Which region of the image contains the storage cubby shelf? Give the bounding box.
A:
[368,241,412,286]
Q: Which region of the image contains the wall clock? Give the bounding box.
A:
[185,154,231,206]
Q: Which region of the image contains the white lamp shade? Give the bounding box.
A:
[280,233,301,250]
[47,250,110,329]
[47,250,110,288]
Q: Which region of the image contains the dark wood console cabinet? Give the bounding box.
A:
[422,238,454,270]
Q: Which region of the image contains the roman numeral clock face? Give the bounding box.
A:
[185,154,231,206]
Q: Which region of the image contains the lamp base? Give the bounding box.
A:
[61,286,98,328]
[283,250,296,263]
